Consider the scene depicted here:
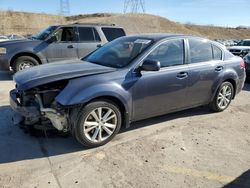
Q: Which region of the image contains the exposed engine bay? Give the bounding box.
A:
[12,80,70,132]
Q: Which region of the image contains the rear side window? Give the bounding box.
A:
[146,39,184,68]
[212,45,222,60]
[189,38,213,63]
[102,28,126,42]
[78,27,100,42]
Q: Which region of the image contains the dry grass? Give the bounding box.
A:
[0,11,250,39]
[0,11,64,35]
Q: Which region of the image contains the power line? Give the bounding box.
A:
[60,0,70,15]
[123,0,145,13]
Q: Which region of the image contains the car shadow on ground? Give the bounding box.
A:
[122,106,211,133]
[223,169,250,188]
[0,105,212,164]
[0,70,13,81]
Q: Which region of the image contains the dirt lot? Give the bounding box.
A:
[0,70,250,188]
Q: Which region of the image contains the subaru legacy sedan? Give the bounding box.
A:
[10,34,246,147]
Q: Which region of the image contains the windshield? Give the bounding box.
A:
[84,37,153,68]
[33,26,58,40]
[237,40,250,46]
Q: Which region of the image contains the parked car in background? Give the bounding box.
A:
[10,34,246,147]
[0,23,126,72]
[7,34,26,40]
[0,35,9,42]
[228,39,250,57]
[215,39,237,47]
[243,52,250,81]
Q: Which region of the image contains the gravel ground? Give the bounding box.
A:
[0,71,250,188]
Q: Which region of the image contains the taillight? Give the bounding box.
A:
[240,60,246,69]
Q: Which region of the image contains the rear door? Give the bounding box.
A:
[44,27,78,62]
[186,38,224,106]
[76,27,102,58]
[132,39,189,120]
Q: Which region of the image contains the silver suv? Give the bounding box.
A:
[0,23,126,72]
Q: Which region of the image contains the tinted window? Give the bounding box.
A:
[212,45,222,60]
[146,39,184,68]
[78,27,95,42]
[102,28,126,42]
[189,38,213,63]
[53,27,76,42]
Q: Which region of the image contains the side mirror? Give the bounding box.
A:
[47,36,57,43]
[141,59,161,71]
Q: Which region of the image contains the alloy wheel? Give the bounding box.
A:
[83,107,118,143]
[217,85,232,110]
[18,61,34,70]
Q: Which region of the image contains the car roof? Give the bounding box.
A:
[57,23,123,28]
[125,33,202,42]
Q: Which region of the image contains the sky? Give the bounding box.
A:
[0,0,249,27]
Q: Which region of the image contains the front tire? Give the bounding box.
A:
[209,81,234,112]
[13,56,39,72]
[73,100,122,148]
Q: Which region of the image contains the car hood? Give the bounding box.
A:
[14,60,116,90]
[228,46,250,50]
[0,38,40,46]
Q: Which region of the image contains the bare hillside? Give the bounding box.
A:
[0,11,64,35]
[0,11,250,39]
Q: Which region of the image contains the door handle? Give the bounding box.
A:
[215,66,223,72]
[176,72,188,79]
[97,44,102,48]
[67,45,74,48]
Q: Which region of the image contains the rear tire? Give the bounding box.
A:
[73,100,122,148]
[13,56,39,72]
[209,81,234,112]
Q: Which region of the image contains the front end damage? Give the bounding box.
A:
[10,81,70,132]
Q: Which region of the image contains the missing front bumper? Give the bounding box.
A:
[9,89,40,118]
[10,89,68,131]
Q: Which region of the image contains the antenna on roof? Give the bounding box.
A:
[60,0,70,16]
[123,0,146,13]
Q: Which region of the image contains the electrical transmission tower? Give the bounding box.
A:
[60,0,70,15]
[123,0,145,13]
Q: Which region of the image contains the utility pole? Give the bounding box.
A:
[123,0,145,13]
[60,0,70,16]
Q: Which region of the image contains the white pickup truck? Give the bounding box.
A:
[228,39,250,57]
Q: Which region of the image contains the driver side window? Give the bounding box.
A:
[146,39,184,68]
[53,27,76,42]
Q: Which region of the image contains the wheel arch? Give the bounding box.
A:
[211,75,237,102]
[223,78,236,99]
[10,52,42,68]
[88,95,129,128]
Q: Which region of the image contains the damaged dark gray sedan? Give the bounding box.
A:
[10,34,246,147]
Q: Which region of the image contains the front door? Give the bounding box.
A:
[132,39,189,120]
[43,27,78,62]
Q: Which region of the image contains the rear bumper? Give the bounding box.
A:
[9,89,40,118]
